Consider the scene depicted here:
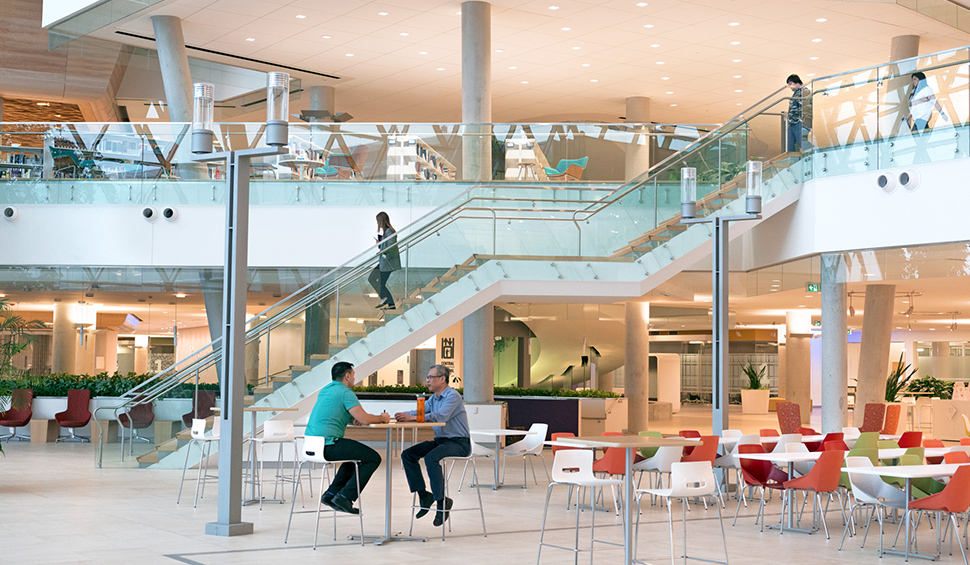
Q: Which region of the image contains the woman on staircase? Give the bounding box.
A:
[369,211,400,310]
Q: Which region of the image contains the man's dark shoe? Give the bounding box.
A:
[330,494,360,515]
[321,492,335,508]
[433,497,453,527]
[415,491,435,519]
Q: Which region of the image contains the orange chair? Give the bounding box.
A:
[897,431,922,448]
[798,427,820,451]
[907,465,970,563]
[760,428,779,451]
[679,429,700,456]
[859,403,886,433]
[924,439,945,465]
[944,451,970,464]
[733,444,788,531]
[960,438,970,446]
[881,404,901,435]
[682,436,718,464]
[816,432,846,452]
[550,432,580,455]
[781,449,845,538]
[591,433,628,515]
[776,402,802,435]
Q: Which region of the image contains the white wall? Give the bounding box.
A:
[42,0,102,27]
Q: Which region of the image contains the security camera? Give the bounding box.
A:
[3,206,20,222]
[142,206,159,222]
[876,173,896,193]
[162,207,179,222]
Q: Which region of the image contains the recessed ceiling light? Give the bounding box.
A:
[807,73,816,77]
[660,76,670,80]
[816,17,827,22]
[378,11,388,16]
[670,103,678,107]
[581,63,591,67]
[643,24,654,28]
[730,41,741,45]
[734,89,743,93]
[437,67,445,71]
[400,32,409,36]
[521,80,529,84]
[345,53,354,57]
[728,22,740,26]
[456,10,461,15]
[176,293,186,298]
[245,37,255,42]
[655,61,665,65]
[809,56,819,60]
[650,43,660,48]
[733,74,742,78]
[36,102,50,106]
[665,90,674,94]
[590,79,599,82]
[812,38,822,42]
[295,14,306,19]
[572,46,581,50]
[418,51,428,55]
[495,48,504,53]
[508,65,517,69]
[321,35,332,39]
[737,102,743,105]
[732,58,742,62]
[549,5,560,9]
[637,2,648,6]
[561,27,571,31]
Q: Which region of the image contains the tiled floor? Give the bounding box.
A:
[1,405,962,565]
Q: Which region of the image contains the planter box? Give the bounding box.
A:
[741,389,771,415]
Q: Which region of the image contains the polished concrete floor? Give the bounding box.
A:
[1,405,963,565]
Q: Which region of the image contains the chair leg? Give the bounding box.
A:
[177,439,196,505]
[715,494,729,564]
[284,460,307,544]
[536,483,556,565]
[470,460,487,537]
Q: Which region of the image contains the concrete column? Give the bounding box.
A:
[821,254,848,433]
[96,329,119,374]
[304,301,330,365]
[76,330,97,376]
[890,35,920,62]
[461,1,492,182]
[625,301,650,433]
[856,284,896,411]
[785,311,813,425]
[462,304,494,402]
[932,341,952,380]
[245,340,259,387]
[152,15,194,123]
[134,344,149,374]
[517,338,531,388]
[624,96,651,181]
[309,86,336,121]
[52,302,77,374]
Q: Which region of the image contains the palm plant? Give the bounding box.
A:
[742,363,767,390]
[0,298,44,453]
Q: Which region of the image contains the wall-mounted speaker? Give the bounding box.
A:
[162,207,179,222]
[899,169,920,191]
[876,173,896,193]
[3,206,20,221]
[142,206,159,222]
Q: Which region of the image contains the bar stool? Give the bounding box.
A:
[252,420,298,509]
[284,435,364,548]
[409,451,487,540]
[177,418,220,507]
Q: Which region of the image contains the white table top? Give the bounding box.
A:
[471,428,537,437]
[841,463,970,479]
[557,436,699,449]
[738,447,951,464]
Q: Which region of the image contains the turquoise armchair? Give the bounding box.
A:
[543,156,588,181]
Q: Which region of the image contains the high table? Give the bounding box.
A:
[842,463,969,560]
[557,435,698,565]
[278,158,325,179]
[470,428,538,489]
[351,421,443,545]
[243,406,299,505]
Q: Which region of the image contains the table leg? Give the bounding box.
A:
[365,426,428,545]
[623,447,634,565]
[244,412,259,505]
[904,477,911,561]
[493,440,501,490]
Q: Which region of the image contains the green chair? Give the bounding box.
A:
[884,448,943,498]
[840,438,880,489]
[638,430,663,459]
[542,156,588,181]
[878,440,900,466]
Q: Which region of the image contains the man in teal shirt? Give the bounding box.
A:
[306,361,389,514]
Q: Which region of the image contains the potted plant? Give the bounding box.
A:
[885,352,916,402]
[740,362,770,414]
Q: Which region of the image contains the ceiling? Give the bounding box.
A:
[85,0,970,123]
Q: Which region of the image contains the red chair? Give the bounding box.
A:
[181,389,216,428]
[897,431,922,448]
[824,440,849,451]
[733,444,788,531]
[881,404,901,435]
[944,451,970,464]
[0,389,33,441]
[760,428,779,451]
[815,432,846,452]
[550,432,580,455]
[591,433,629,515]
[119,400,155,444]
[55,389,92,442]
[908,466,970,564]
[959,438,970,446]
[777,402,802,435]
[681,436,718,464]
[781,450,845,538]
[679,429,701,456]
[924,439,945,465]
[859,403,886,433]
[798,427,820,451]
[797,427,818,435]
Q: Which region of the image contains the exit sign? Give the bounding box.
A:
[813,320,822,327]
[806,283,820,292]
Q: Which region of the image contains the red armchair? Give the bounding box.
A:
[182,390,216,428]
[55,389,92,442]
[0,389,33,441]
[119,400,155,443]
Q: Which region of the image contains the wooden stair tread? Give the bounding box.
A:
[309,353,330,360]
[137,452,159,464]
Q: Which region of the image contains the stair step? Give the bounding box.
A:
[364,320,386,329]
[402,297,423,305]
[244,395,255,405]
[419,285,441,293]
[273,375,293,383]
[254,386,274,395]
[175,428,193,440]
[137,451,159,465]
[309,353,330,361]
[158,438,180,452]
[289,365,311,372]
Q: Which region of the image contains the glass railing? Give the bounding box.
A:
[810,46,970,177]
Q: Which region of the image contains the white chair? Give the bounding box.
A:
[785,442,814,477]
[636,461,729,565]
[714,433,760,500]
[503,423,549,487]
[284,435,364,548]
[842,427,861,448]
[410,451,487,540]
[839,456,907,556]
[721,429,743,440]
[537,449,624,564]
[456,439,494,491]
[771,433,803,454]
[633,445,683,502]
[177,418,220,508]
[252,419,298,509]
